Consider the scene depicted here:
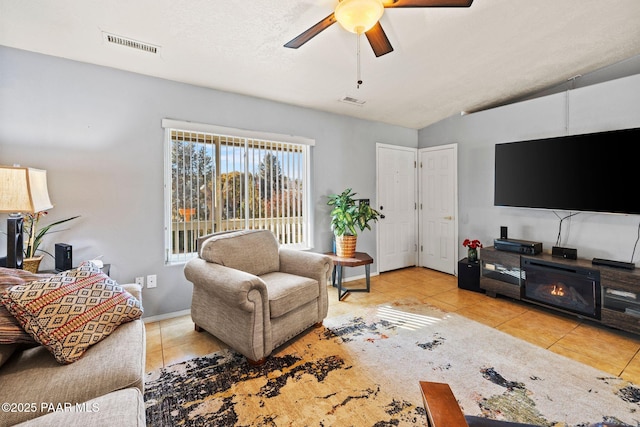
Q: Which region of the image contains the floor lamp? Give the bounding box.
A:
[0,166,53,269]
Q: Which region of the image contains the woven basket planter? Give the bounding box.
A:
[23,255,44,273]
[335,235,357,258]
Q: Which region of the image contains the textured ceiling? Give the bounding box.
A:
[1,0,640,129]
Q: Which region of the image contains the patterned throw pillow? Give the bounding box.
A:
[0,262,143,364]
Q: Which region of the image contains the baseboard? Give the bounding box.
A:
[144,273,380,322]
[331,271,379,284]
[143,308,191,324]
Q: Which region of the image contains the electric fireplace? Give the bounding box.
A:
[522,258,601,319]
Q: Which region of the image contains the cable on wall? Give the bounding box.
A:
[631,220,640,264]
[554,211,580,246]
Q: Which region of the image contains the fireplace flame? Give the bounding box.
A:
[551,284,565,297]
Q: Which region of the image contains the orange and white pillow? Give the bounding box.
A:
[0,262,142,364]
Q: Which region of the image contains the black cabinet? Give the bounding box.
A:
[458,258,483,293]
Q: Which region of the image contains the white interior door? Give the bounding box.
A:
[376,144,417,272]
[419,144,458,275]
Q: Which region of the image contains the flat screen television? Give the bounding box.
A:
[494,127,640,215]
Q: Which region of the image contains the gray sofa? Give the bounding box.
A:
[0,282,146,426]
[184,229,332,364]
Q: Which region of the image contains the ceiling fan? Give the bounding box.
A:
[284,0,474,58]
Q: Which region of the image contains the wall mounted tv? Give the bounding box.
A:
[494,127,640,215]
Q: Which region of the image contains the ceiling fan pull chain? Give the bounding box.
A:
[356,33,363,89]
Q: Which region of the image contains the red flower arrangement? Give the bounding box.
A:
[463,239,483,249]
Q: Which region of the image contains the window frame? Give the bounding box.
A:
[162,119,314,264]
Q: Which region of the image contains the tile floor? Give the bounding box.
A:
[145,267,640,385]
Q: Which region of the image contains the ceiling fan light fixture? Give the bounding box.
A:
[335,0,384,34]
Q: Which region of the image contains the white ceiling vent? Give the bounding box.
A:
[103,32,160,54]
[339,96,366,106]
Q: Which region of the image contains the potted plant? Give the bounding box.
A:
[463,238,483,263]
[327,188,380,257]
[22,212,80,272]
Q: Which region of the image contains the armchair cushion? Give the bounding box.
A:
[261,272,319,318]
[200,230,279,276]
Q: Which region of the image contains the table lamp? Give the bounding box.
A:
[0,166,53,269]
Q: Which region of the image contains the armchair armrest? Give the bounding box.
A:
[279,248,332,285]
[184,258,268,312]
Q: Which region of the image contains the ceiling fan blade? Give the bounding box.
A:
[284,13,337,49]
[365,23,394,57]
[383,0,473,7]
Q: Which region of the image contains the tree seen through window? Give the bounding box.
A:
[168,130,307,261]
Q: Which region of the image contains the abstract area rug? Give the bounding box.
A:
[145,299,640,426]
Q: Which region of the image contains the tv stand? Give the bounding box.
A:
[479,246,640,335]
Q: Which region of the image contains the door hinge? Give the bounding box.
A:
[420,245,424,252]
[414,161,417,168]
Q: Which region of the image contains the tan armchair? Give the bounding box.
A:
[184,229,332,365]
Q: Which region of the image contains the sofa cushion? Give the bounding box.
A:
[0,262,143,364]
[14,388,146,427]
[0,267,51,345]
[0,318,145,426]
[200,229,280,276]
[261,272,319,318]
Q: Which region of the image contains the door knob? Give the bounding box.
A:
[443,216,453,220]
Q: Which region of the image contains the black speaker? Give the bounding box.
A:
[55,243,73,272]
[6,216,24,269]
[500,226,508,240]
[552,246,577,260]
[458,258,483,293]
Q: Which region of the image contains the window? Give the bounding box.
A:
[162,120,313,264]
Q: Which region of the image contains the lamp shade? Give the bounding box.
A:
[335,0,384,34]
[0,166,53,213]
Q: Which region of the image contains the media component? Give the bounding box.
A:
[494,238,542,255]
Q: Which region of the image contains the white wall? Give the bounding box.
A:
[418,73,640,265]
[0,46,418,318]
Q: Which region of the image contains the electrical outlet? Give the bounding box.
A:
[135,277,144,286]
[147,274,157,289]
